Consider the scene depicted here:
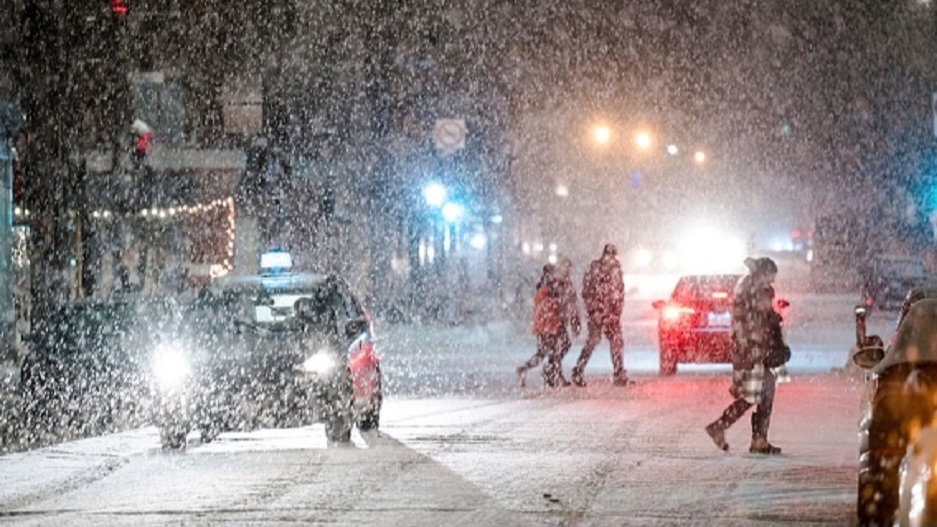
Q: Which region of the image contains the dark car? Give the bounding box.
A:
[852,287,937,526]
[652,274,741,376]
[19,297,183,437]
[152,271,382,449]
[860,255,928,312]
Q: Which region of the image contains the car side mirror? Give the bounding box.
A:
[344,319,368,339]
[651,300,665,310]
[852,340,886,369]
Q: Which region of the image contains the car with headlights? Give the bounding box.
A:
[19,297,182,436]
[152,270,381,449]
[651,274,742,376]
[852,292,937,526]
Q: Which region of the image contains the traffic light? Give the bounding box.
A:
[112,0,128,16]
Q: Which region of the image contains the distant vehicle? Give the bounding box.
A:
[652,274,741,376]
[852,289,937,526]
[861,255,928,312]
[152,253,382,449]
[20,297,182,435]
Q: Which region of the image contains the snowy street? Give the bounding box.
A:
[0,291,890,526]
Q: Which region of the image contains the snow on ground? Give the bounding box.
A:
[0,290,895,525]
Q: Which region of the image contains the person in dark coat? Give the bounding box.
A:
[705,256,784,455]
[571,244,629,387]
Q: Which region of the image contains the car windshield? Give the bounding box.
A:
[197,284,340,335]
[671,276,740,302]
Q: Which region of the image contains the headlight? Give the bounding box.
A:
[152,343,189,391]
[303,350,337,375]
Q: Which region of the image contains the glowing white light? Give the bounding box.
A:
[441,202,464,223]
[152,344,189,391]
[634,248,653,268]
[423,182,446,208]
[470,233,487,250]
[261,251,293,272]
[635,131,653,150]
[534,243,544,252]
[694,151,706,164]
[548,254,558,264]
[522,243,531,255]
[679,226,746,273]
[555,185,569,197]
[491,214,503,224]
[662,251,678,270]
[593,125,612,144]
[303,351,337,375]
[667,144,679,155]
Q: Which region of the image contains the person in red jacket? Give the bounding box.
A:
[516,264,570,387]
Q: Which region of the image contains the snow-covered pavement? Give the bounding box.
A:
[0,292,891,525]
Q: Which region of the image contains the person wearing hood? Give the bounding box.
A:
[571,244,630,387]
[705,256,786,455]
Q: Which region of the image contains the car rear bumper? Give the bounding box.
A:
[660,329,732,363]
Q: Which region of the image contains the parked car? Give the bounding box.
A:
[852,294,937,526]
[860,255,928,312]
[152,268,382,449]
[652,274,741,376]
[19,297,183,436]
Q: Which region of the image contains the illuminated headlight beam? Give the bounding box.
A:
[303,351,337,375]
[152,344,189,391]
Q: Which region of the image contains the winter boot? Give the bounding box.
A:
[749,436,781,455]
[516,366,527,388]
[705,421,729,452]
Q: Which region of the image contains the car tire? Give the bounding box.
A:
[324,372,354,444]
[358,367,383,432]
[659,347,678,376]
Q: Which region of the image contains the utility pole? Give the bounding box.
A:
[22,0,72,334]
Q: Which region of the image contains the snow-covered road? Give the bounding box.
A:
[0,292,891,525]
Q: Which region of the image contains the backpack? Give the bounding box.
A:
[533,284,561,335]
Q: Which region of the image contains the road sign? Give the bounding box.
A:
[433,119,467,153]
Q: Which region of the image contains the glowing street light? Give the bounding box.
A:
[694,150,707,164]
[666,144,679,155]
[555,184,569,197]
[423,182,446,208]
[592,125,612,145]
[441,202,464,223]
[635,131,654,151]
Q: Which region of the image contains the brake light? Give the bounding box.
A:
[712,292,728,299]
[663,305,695,321]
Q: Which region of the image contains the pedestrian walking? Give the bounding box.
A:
[571,243,630,387]
[705,256,787,455]
[542,256,581,384]
[516,264,570,387]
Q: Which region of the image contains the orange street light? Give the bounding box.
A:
[694,150,706,164]
[592,125,612,145]
[635,131,654,150]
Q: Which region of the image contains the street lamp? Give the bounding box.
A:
[423,182,446,208]
[694,150,707,164]
[666,144,679,155]
[592,125,612,145]
[635,131,654,151]
[441,202,464,223]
